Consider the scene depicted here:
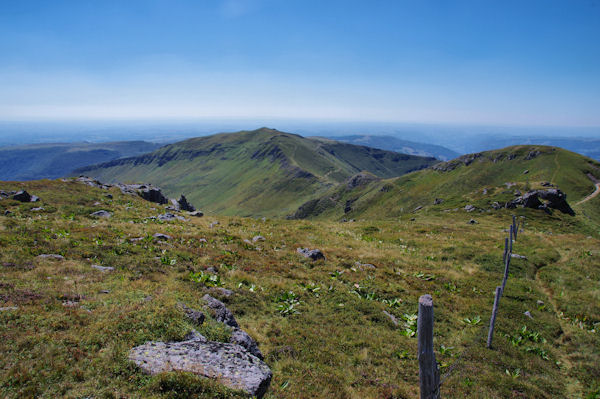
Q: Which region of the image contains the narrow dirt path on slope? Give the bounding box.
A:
[550,152,561,184]
[533,246,583,397]
[576,173,600,205]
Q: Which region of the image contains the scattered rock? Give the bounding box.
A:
[209,221,220,228]
[355,261,376,270]
[536,300,545,307]
[252,235,266,242]
[158,213,186,222]
[188,210,204,217]
[90,210,112,218]
[541,182,554,187]
[206,266,217,274]
[525,150,540,160]
[464,204,476,212]
[11,190,32,202]
[524,311,533,319]
[129,335,272,398]
[383,310,398,326]
[511,254,527,260]
[153,233,172,241]
[468,219,478,224]
[91,265,115,272]
[202,294,239,328]
[179,303,205,326]
[482,188,488,195]
[105,194,113,199]
[434,198,444,205]
[36,254,65,261]
[136,186,168,204]
[30,207,44,212]
[199,238,208,243]
[129,237,144,242]
[297,247,325,261]
[491,201,502,210]
[3,210,11,215]
[62,300,80,308]
[0,306,18,312]
[413,205,423,212]
[231,328,264,360]
[523,169,529,174]
[99,290,111,294]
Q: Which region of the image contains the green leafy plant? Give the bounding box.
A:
[463,315,481,326]
[188,271,223,287]
[400,313,418,337]
[276,291,301,316]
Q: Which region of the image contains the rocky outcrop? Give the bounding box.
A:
[346,172,380,189]
[202,294,239,328]
[177,194,196,211]
[129,335,272,398]
[505,189,574,215]
[0,190,39,202]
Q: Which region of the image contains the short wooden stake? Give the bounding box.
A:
[487,286,502,348]
[418,294,441,399]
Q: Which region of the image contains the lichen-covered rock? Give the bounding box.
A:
[129,335,272,398]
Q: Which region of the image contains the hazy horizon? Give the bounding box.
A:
[2,1,600,127]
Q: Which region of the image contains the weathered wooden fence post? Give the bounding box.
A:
[509,224,513,253]
[502,237,508,265]
[487,286,502,348]
[512,215,517,240]
[501,247,511,295]
[418,294,441,399]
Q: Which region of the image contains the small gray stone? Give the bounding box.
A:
[296,247,325,261]
[153,233,172,241]
[90,210,112,218]
[0,306,18,312]
[179,303,205,326]
[252,235,266,242]
[524,310,533,319]
[188,210,204,217]
[91,264,115,272]
[36,254,65,261]
[210,287,234,298]
[464,204,476,212]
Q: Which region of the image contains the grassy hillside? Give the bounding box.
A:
[0,178,598,398]
[76,128,436,217]
[0,141,162,181]
[291,145,600,225]
[326,135,460,161]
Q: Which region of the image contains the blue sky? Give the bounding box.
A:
[1,0,599,126]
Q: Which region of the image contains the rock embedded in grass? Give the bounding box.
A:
[90,210,112,218]
[297,247,325,261]
[203,294,239,328]
[129,334,272,398]
[153,233,172,241]
[36,254,65,261]
[91,265,115,272]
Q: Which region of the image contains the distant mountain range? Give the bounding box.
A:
[76,128,438,216]
[322,135,459,160]
[0,141,162,181]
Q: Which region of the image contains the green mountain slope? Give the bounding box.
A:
[76,128,437,217]
[0,141,162,181]
[290,145,600,223]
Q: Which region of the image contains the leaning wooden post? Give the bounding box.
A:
[509,225,513,253]
[418,294,441,399]
[487,286,502,348]
[502,237,508,265]
[501,249,511,295]
[512,215,517,241]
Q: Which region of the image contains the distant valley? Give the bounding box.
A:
[322,135,460,160]
[0,141,162,181]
